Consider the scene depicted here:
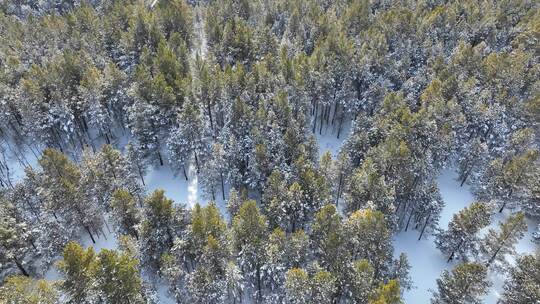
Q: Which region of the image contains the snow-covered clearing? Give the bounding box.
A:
[394,169,538,303]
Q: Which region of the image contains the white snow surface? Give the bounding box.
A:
[145,160,201,209]
[394,169,538,304]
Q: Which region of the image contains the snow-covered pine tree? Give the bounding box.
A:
[231,200,268,302]
[499,250,540,304]
[479,212,527,270]
[435,201,492,262]
[0,197,37,277]
[57,242,98,303]
[125,142,148,187]
[430,263,490,304]
[109,189,141,240]
[139,190,176,271]
[37,148,103,243]
[345,209,394,281]
[0,275,58,303]
[284,268,311,304]
[95,248,146,304]
[200,143,227,201]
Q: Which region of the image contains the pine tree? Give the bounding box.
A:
[345,209,394,281]
[480,212,527,269]
[187,266,224,304]
[350,259,375,304]
[0,275,59,304]
[370,280,402,304]
[311,205,347,273]
[139,190,176,271]
[311,269,337,304]
[38,148,102,243]
[167,100,209,174]
[390,253,413,293]
[345,158,396,220]
[435,202,492,262]
[200,143,227,201]
[125,142,148,187]
[231,200,268,302]
[109,189,141,240]
[431,263,490,304]
[226,188,242,221]
[483,149,538,213]
[414,183,444,240]
[0,197,37,277]
[95,249,145,304]
[285,268,311,304]
[499,250,540,304]
[57,242,97,303]
[224,261,243,304]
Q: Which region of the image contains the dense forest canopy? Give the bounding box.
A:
[0,0,539,303]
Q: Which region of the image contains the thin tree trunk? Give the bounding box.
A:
[157,150,164,166]
[183,166,188,181]
[14,259,29,277]
[312,102,318,133]
[84,226,96,244]
[220,171,225,201]
[335,173,343,207]
[138,164,146,186]
[418,214,431,240]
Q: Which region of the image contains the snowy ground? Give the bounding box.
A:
[394,169,538,303]
[5,120,538,304]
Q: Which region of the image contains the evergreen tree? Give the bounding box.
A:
[350,259,375,304]
[370,280,402,304]
[435,202,492,262]
[431,263,490,304]
[95,249,145,304]
[140,190,176,270]
[0,197,36,277]
[231,200,268,302]
[0,275,59,304]
[285,268,311,304]
[200,143,227,201]
[499,250,540,304]
[167,100,209,174]
[311,269,337,303]
[109,189,141,239]
[125,142,148,187]
[345,209,394,281]
[345,158,396,220]
[479,212,527,269]
[311,205,347,273]
[38,148,102,243]
[57,242,97,303]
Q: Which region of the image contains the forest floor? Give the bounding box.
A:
[6,117,537,303]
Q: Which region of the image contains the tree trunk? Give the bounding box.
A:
[14,259,29,277]
[337,114,344,139]
[418,214,431,240]
[220,171,225,201]
[183,166,188,181]
[319,105,324,134]
[335,173,343,207]
[194,151,200,173]
[84,226,96,244]
[312,102,318,133]
[405,209,414,231]
[448,239,464,263]
[157,150,164,166]
[138,165,146,186]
